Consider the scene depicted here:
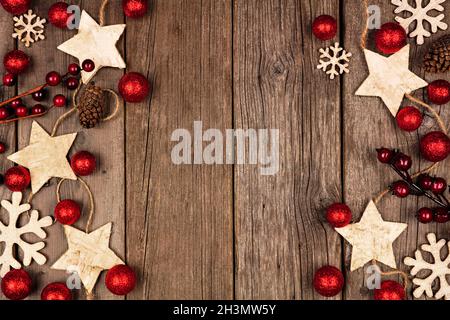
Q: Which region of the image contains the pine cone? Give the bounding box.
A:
[77,83,105,129]
[423,35,450,73]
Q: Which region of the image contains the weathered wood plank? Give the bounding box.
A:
[125,0,234,299]
[233,0,342,300]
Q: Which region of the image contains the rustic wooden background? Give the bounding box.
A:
[0,0,448,300]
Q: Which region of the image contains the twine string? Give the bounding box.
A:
[99,0,109,26]
[360,0,369,49]
[371,260,410,292]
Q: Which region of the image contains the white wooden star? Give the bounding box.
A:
[355,45,428,117]
[8,121,77,194]
[336,201,407,271]
[51,223,123,294]
[58,10,126,83]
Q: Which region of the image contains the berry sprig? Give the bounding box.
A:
[377,148,450,224]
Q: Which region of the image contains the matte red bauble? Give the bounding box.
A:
[375,22,407,55]
[396,107,423,131]
[118,72,151,103]
[420,131,450,162]
[54,199,81,225]
[4,166,30,192]
[122,0,148,18]
[71,151,97,176]
[105,265,137,295]
[48,2,71,29]
[427,80,450,105]
[0,0,30,15]
[326,203,352,228]
[41,282,72,300]
[4,50,30,75]
[1,269,32,300]
[313,266,344,297]
[312,15,337,41]
[374,280,405,300]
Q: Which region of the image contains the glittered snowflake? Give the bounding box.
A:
[12,9,46,48]
[404,233,450,300]
[0,192,53,277]
[317,42,352,80]
[391,0,448,45]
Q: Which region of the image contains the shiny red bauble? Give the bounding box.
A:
[3,73,16,86]
[10,98,22,108]
[15,105,28,117]
[434,208,450,223]
[377,148,395,164]
[431,177,447,194]
[118,72,151,103]
[66,77,79,90]
[41,282,72,300]
[326,203,352,228]
[0,142,7,154]
[46,71,62,86]
[82,59,95,72]
[0,107,9,120]
[32,89,47,102]
[1,269,32,300]
[68,63,81,75]
[0,0,30,15]
[374,280,405,300]
[4,50,30,74]
[4,166,30,191]
[393,153,412,171]
[48,2,71,29]
[31,104,45,115]
[375,22,407,55]
[392,181,410,198]
[313,266,344,297]
[396,107,423,132]
[418,174,433,190]
[427,80,450,105]
[54,199,81,225]
[420,131,450,162]
[53,94,67,108]
[105,265,137,295]
[71,151,97,176]
[312,15,337,41]
[417,207,434,224]
[122,0,148,18]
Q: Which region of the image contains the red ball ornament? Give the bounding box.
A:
[41,282,72,301]
[420,131,450,163]
[434,208,450,223]
[68,63,81,75]
[46,71,62,86]
[374,280,405,300]
[105,265,137,295]
[375,22,407,55]
[122,0,148,18]
[53,94,67,108]
[0,107,9,120]
[312,15,337,41]
[3,73,16,87]
[392,181,410,198]
[4,50,30,75]
[417,207,434,224]
[396,107,423,132]
[48,2,71,29]
[4,166,30,192]
[15,105,28,117]
[0,0,30,15]
[427,80,450,105]
[313,266,344,297]
[326,203,352,228]
[1,269,32,300]
[54,199,81,225]
[71,151,97,176]
[118,72,151,103]
[0,142,7,154]
[82,59,95,72]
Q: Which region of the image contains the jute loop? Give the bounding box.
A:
[371,260,410,292]
[56,177,95,234]
[405,93,448,134]
[99,0,109,26]
[101,88,122,122]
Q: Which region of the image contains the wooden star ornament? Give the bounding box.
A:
[58,10,126,83]
[8,121,77,194]
[355,45,428,117]
[335,201,407,271]
[51,223,123,294]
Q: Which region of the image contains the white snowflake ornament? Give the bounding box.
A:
[12,9,46,48]
[391,0,448,45]
[317,42,352,80]
[0,192,53,277]
[404,233,450,300]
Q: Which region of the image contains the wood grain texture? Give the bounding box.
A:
[125,0,234,299]
[233,0,342,300]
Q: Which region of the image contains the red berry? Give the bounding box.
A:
[417,207,434,224]
[68,63,81,75]
[393,153,412,171]
[392,181,410,198]
[0,142,7,154]
[32,89,46,102]
[54,199,81,225]
[0,107,9,120]
[312,15,337,41]
[396,107,423,131]
[10,99,22,109]
[434,208,450,223]
[66,77,79,90]
[3,73,16,86]
[375,22,407,55]
[377,148,395,164]
[418,174,434,190]
[53,94,67,108]
[420,131,450,163]
[326,203,352,228]
[431,177,447,194]
[427,80,450,105]
[31,104,46,115]
[15,105,28,117]
[82,59,95,72]
[46,71,61,86]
